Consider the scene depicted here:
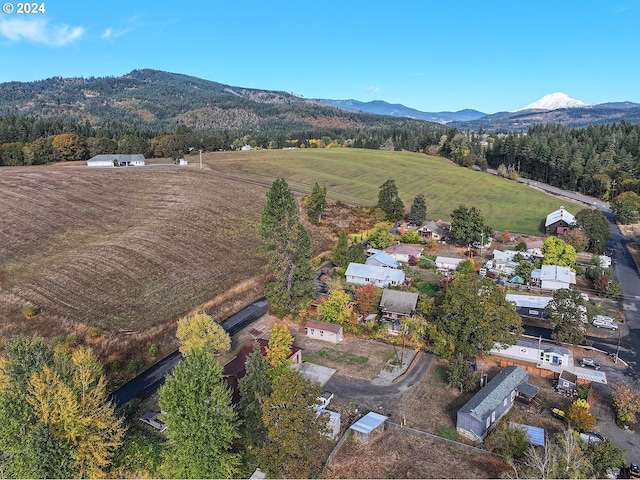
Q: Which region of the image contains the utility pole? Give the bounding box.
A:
[199,149,203,171]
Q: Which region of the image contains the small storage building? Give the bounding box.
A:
[350,412,388,444]
[305,319,343,343]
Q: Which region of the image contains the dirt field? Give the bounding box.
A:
[0,164,321,369]
[325,429,509,479]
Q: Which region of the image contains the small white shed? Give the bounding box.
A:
[305,319,343,343]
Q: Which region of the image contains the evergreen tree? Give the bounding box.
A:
[575,208,611,254]
[347,241,367,264]
[377,179,404,220]
[406,193,427,225]
[260,178,316,318]
[159,350,239,479]
[545,289,587,344]
[436,276,521,357]
[333,231,350,268]
[306,182,327,225]
[238,344,272,458]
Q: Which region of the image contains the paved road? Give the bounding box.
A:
[110,298,268,409]
[505,173,640,378]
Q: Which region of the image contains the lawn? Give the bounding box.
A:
[204,148,584,234]
[303,347,369,366]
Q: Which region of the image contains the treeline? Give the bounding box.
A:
[485,122,640,199]
[0,112,447,165]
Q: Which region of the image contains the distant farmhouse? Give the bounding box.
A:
[545,206,575,236]
[87,154,146,167]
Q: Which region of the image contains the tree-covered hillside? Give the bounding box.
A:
[0,69,442,137]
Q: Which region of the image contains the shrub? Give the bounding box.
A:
[22,305,38,320]
[86,327,102,338]
[111,361,122,373]
[149,343,159,358]
[127,355,145,374]
[567,398,596,431]
[485,421,529,460]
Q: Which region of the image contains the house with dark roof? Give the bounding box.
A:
[557,370,578,395]
[223,338,301,402]
[545,206,576,235]
[379,289,419,335]
[456,366,530,441]
[418,220,446,241]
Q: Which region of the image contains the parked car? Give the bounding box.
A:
[579,431,604,443]
[592,317,618,330]
[580,358,601,370]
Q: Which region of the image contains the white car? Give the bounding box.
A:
[592,316,618,330]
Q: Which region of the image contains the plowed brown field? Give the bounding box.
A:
[0,164,280,366]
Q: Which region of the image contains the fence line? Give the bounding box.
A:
[386,421,500,459]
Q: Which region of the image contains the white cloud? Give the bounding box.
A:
[366,86,381,93]
[101,27,129,40]
[0,18,84,46]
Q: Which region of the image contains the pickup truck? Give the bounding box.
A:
[580,358,601,370]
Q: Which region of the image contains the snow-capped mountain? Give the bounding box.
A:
[515,92,588,111]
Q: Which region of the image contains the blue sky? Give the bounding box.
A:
[0,0,638,113]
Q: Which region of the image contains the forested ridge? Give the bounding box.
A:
[484,122,640,199]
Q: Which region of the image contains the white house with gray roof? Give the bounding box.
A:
[345,263,405,288]
[490,339,571,369]
[457,366,530,441]
[531,265,576,291]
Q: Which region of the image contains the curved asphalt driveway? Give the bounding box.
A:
[324,351,433,416]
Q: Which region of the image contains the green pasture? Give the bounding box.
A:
[206,148,584,235]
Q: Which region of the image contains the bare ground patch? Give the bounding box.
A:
[326,429,509,479]
[288,322,397,380]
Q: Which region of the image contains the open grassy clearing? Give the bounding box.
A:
[303,347,369,366]
[203,148,584,235]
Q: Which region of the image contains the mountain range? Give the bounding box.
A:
[316,92,640,131]
[0,69,639,133]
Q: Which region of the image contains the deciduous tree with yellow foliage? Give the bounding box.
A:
[176,312,231,356]
[0,336,124,478]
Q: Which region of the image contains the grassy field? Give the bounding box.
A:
[202,148,584,234]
